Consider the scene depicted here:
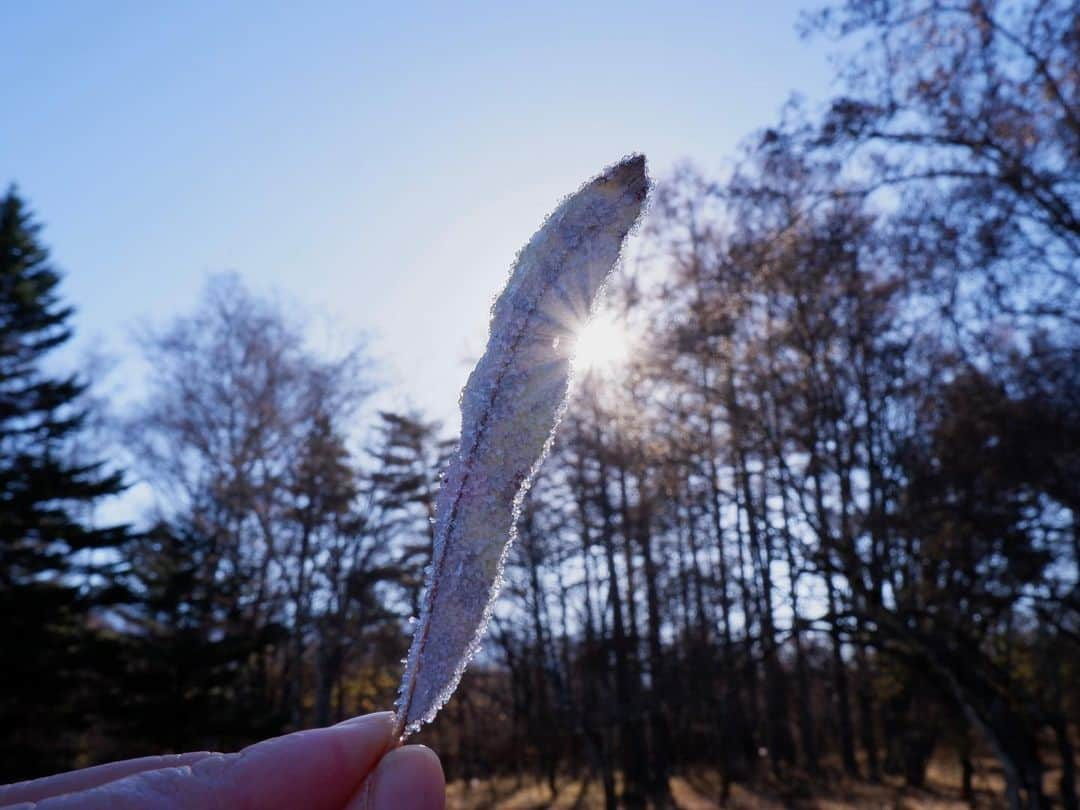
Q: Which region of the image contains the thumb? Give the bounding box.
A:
[346,744,444,810]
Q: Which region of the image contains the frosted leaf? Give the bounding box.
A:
[393,155,650,738]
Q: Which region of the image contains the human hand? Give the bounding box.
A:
[0,712,443,809]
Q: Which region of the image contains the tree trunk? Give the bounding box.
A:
[636,492,672,808]
[810,460,858,777]
[596,450,648,809]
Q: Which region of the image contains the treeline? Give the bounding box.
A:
[1,0,1077,808]
[422,1,1079,807]
[0,243,453,777]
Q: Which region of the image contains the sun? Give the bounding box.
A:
[571,311,631,377]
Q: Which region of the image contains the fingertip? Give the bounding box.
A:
[325,712,398,777]
[348,745,444,810]
[202,711,398,809]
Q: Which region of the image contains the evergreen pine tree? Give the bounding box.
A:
[367,411,452,613]
[115,520,285,756]
[0,187,130,780]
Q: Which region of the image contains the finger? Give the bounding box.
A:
[0,753,212,806]
[346,745,444,810]
[33,712,396,810]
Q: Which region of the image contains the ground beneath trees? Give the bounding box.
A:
[445,756,1047,808]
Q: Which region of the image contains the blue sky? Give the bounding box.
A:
[1,1,835,432]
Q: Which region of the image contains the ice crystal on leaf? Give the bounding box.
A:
[393,155,650,738]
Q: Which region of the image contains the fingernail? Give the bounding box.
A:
[356,745,444,810]
[335,711,395,729]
